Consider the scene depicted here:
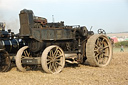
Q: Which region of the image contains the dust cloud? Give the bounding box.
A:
[0,14,19,33]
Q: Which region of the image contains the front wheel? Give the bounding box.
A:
[41,45,65,74]
[15,46,29,72]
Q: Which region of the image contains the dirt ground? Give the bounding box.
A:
[0,51,128,85]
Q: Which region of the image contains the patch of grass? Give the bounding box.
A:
[114,41,128,47]
[113,47,128,52]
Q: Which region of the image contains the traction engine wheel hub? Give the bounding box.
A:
[98,47,104,54]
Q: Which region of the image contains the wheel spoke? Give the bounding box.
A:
[95,53,99,62]
[102,56,108,64]
[50,50,54,57]
[23,50,27,57]
[53,62,57,72]
[98,55,103,64]
[47,60,52,65]
[99,53,103,59]
[96,38,100,46]
[100,58,104,64]
[54,62,58,70]
[56,62,62,66]
[55,59,60,62]
[50,50,52,57]
[58,50,62,55]
[26,50,30,57]
[102,56,107,64]
[103,45,109,49]
[56,54,63,59]
[47,58,51,62]
[94,49,98,53]
[101,38,105,45]
[102,50,106,52]
[52,62,56,71]
[48,62,52,70]
[103,54,109,58]
[99,39,103,46]
[95,44,99,48]
[54,47,59,57]
[99,53,106,64]
[47,56,52,59]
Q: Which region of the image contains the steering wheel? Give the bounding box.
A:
[98,29,106,34]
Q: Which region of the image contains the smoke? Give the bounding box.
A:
[0,0,21,33]
[0,12,19,33]
[0,17,19,34]
[5,19,19,33]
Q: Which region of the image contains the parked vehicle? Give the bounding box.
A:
[16,9,113,74]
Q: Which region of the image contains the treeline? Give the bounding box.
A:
[114,41,128,47]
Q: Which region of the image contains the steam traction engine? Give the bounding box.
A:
[16,9,113,74]
[0,22,24,72]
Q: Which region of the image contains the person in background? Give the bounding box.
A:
[120,45,124,52]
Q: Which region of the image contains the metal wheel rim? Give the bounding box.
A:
[41,45,65,74]
[16,46,29,72]
[86,34,112,67]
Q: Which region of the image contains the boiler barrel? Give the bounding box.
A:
[0,39,24,53]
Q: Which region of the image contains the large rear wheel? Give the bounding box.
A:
[41,45,65,74]
[86,34,112,67]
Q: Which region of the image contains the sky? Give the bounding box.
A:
[0,0,128,33]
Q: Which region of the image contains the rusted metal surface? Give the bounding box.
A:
[16,9,113,74]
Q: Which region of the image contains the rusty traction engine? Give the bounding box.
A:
[16,9,112,74]
[0,22,25,72]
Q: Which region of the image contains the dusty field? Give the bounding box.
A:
[0,51,128,85]
[107,33,128,37]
